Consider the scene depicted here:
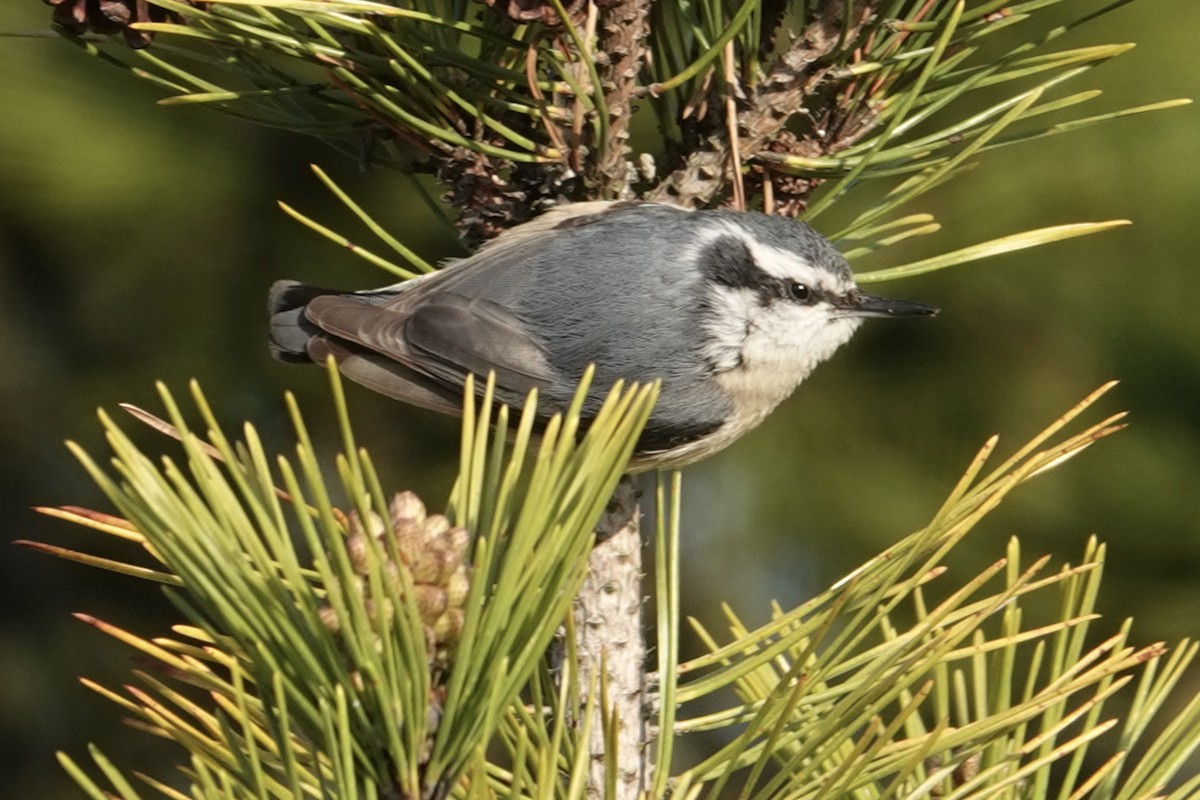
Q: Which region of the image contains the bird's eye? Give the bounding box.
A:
[787,282,812,302]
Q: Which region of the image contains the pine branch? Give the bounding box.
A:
[648,0,885,209]
[591,0,654,198]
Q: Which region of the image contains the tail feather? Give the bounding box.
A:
[268,280,335,363]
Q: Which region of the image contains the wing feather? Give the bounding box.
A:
[303,292,555,408]
[308,338,465,416]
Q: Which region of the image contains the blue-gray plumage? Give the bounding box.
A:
[269,201,936,470]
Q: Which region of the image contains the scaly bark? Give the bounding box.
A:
[592,0,654,198]
[572,477,646,800]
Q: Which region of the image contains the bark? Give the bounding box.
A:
[572,477,647,800]
[592,0,654,199]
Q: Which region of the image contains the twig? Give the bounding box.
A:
[724,40,747,210]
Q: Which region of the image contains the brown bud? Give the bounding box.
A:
[347,508,386,540]
[330,575,365,600]
[434,548,467,584]
[432,608,465,644]
[415,585,448,622]
[439,526,471,567]
[346,533,370,573]
[423,513,451,541]
[364,597,395,625]
[389,491,427,528]
[393,520,428,562]
[318,605,340,632]
[445,571,471,608]
[382,559,403,593]
[409,549,445,585]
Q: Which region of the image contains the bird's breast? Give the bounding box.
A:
[626,362,808,471]
[714,361,810,434]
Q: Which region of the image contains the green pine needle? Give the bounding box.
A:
[854,221,1132,283]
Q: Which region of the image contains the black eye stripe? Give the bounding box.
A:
[697,234,833,307]
[699,235,777,306]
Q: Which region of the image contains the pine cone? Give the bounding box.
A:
[44,0,206,49]
[323,491,472,666]
[478,0,588,27]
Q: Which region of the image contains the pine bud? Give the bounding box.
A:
[414,585,448,622]
[422,514,451,541]
[439,526,471,573]
[445,571,471,608]
[431,608,465,645]
[393,520,428,563]
[318,605,340,633]
[389,490,427,528]
[346,532,370,573]
[408,548,445,585]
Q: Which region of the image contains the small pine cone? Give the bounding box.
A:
[414,585,449,624]
[345,531,371,574]
[421,513,451,542]
[327,491,473,666]
[345,506,387,573]
[435,542,466,584]
[427,525,469,584]
[393,520,428,564]
[346,505,387,540]
[44,0,207,49]
[390,493,431,563]
[382,559,403,594]
[364,596,395,626]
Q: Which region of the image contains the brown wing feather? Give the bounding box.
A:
[403,295,555,389]
[308,338,466,416]
[303,292,555,409]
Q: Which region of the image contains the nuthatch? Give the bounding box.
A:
[270,201,937,471]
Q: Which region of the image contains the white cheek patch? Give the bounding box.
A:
[702,283,863,377]
[741,303,862,376]
[700,285,756,371]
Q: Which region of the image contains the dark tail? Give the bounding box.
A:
[268,280,337,363]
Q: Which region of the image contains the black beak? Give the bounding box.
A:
[838,293,939,319]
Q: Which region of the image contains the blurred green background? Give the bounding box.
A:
[1,1,1197,794]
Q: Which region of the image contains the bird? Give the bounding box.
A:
[269,201,937,472]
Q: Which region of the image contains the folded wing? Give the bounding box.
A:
[302,289,557,414]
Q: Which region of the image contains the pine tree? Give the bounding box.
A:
[21,1,1200,799]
